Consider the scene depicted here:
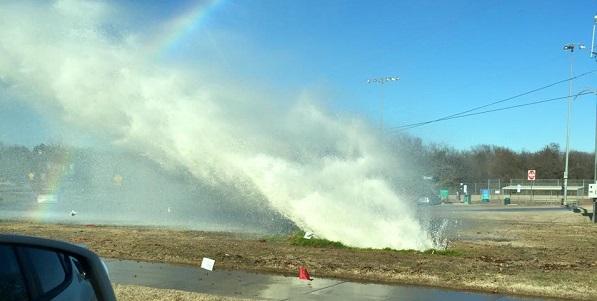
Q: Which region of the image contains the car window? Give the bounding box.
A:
[20,247,70,295]
[0,245,28,301]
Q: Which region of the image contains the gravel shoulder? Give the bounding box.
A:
[2,205,596,300]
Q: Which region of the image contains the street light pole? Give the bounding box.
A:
[367,76,400,128]
[591,14,597,181]
[571,90,597,209]
[562,43,585,205]
[590,14,597,57]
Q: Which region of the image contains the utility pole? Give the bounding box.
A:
[591,13,597,221]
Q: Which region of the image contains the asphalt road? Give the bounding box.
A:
[104,259,546,301]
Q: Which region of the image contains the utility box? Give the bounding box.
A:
[464,195,471,204]
[504,198,511,205]
[440,190,449,200]
[589,184,597,198]
[481,189,490,203]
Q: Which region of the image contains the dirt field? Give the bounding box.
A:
[2,205,597,300]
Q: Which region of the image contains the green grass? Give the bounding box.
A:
[291,236,348,248]
[265,231,464,256]
[283,231,349,248]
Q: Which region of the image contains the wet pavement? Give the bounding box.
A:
[104,259,549,301]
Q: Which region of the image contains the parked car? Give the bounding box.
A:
[0,234,116,301]
[416,195,442,205]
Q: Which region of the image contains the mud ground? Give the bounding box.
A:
[1,205,596,300]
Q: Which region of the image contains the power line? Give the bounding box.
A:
[387,70,597,132]
[389,95,570,131]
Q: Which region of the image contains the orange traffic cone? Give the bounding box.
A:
[299,267,312,280]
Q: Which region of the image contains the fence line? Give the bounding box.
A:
[443,179,595,201]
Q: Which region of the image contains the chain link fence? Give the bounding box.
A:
[440,179,595,204]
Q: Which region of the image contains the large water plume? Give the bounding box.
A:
[0,1,436,250]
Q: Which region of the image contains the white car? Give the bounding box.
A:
[416,195,442,205]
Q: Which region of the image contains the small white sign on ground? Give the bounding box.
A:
[201,257,215,271]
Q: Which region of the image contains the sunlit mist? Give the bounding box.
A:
[0,0,437,250]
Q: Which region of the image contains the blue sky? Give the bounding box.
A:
[2,0,597,152]
[180,0,597,153]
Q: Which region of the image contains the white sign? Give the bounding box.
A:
[589,184,597,198]
[527,169,536,181]
[37,194,58,203]
[517,184,521,193]
[201,257,215,271]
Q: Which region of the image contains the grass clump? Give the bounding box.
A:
[421,249,464,256]
[381,247,464,257]
[287,231,349,249]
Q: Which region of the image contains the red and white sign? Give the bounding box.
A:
[528,169,536,181]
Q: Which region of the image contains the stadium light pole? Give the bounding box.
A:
[367,76,400,128]
[562,43,585,205]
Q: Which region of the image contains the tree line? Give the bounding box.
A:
[388,135,594,193]
[1,139,594,195]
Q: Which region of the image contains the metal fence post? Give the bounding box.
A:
[593,198,597,223]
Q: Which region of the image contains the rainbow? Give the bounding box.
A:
[29,148,76,197]
[26,148,77,221]
[150,0,225,58]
